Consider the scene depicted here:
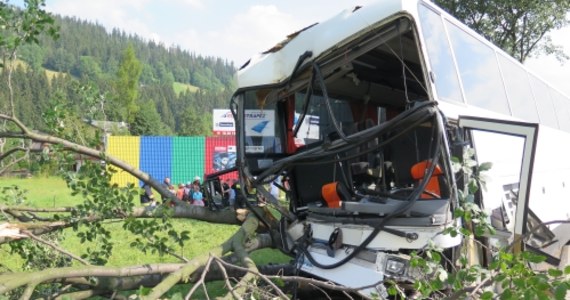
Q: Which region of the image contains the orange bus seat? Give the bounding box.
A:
[410,160,443,199]
[321,181,351,208]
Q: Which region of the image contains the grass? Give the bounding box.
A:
[1,176,291,298]
[0,60,67,84]
[45,68,68,82]
[173,81,199,94]
[1,176,81,207]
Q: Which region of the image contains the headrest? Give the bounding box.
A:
[321,181,351,208]
[411,160,442,180]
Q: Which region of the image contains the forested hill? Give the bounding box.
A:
[1,14,237,136]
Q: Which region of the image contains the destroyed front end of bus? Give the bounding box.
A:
[225,9,463,298]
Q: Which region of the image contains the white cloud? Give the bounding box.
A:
[46,0,160,43]
[171,0,204,9]
[194,5,305,65]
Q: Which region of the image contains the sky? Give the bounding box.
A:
[10,0,570,96]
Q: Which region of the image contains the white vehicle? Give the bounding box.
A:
[222,0,570,297]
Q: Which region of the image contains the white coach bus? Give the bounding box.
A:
[224,0,570,296]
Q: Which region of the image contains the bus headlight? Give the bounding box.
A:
[384,257,408,277]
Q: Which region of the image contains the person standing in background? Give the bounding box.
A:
[176,183,185,200]
[191,184,204,206]
[221,178,231,207]
[161,177,171,203]
[140,182,155,206]
[228,179,237,208]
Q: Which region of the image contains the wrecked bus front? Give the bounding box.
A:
[223,0,570,297]
[230,2,461,296]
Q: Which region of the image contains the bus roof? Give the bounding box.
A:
[237,0,420,89]
[235,0,570,133]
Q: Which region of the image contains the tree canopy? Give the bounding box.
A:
[114,44,142,124]
[434,0,570,63]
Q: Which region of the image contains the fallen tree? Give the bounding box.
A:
[0,2,299,299]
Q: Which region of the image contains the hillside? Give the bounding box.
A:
[0,14,236,136]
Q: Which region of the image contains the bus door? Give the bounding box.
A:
[458,116,539,259]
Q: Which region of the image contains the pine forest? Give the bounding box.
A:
[0,14,237,136]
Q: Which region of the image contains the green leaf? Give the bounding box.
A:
[500,288,513,300]
[453,207,465,218]
[387,285,398,296]
[536,290,550,300]
[474,225,486,236]
[548,268,563,277]
[449,228,458,237]
[431,251,442,263]
[459,227,472,236]
[479,162,493,172]
[536,281,550,291]
[489,260,500,270]
[525,252,547,263]
[513,278,525,289]
[500,252,514,262]
[481,291,494,300]
[170,292,184,300]
[274,278,285,288]
[555,283,568,300]
[495,273,507,283]
[138,286,151,296]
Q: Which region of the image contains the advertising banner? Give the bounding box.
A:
[205,136,238,180]
[213,109,235,135]
[244,109,275,137]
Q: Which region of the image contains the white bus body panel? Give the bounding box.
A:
[237,0,420,88]
[301,247,389,298]
[309,222,462,250]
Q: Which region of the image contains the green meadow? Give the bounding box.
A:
[1,176,289,298]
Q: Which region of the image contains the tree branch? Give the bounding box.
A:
[54,289,108,300]
[19,282,38,300]
[215,256,288,300]
[0,151,29,176]
[185,255,215,300]
[0,113,176,202]
[213,258,240,300]
[0,205,76,213]
[0,263,187,294]
[142,214,260,300]
[0,205,243,244]
[0,146,27,161]
[23,230,90,265]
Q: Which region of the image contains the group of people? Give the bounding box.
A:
[140,176,204,207]
[140,175,289,209]
[219,177,283,209]
[163,176,204,206]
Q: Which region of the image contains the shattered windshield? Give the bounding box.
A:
[237,16,452,213]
